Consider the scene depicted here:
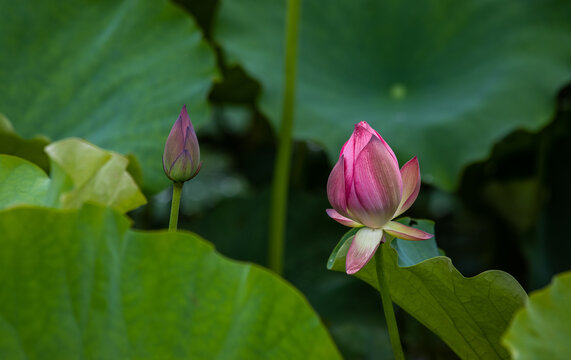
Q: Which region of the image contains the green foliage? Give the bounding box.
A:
[0,115,50,171]
[214,0,571,190]
[0,204,341,359]
[503,271,571,360]
[328,219,527,359]
[184,187,396,358]
[0,0,218,193]
[0,155,50,209]
[0,139,146,213]
[2,0,569,357]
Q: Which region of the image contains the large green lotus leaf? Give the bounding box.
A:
[0,0,217,193]
[184,187,397,358]
[0,138,146,213]
[502,271,571,359]
[214,0,571,189]
[328,219,527,359]
[0,205,340,359]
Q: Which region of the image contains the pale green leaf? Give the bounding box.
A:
[0,113,14,132]
[503,271,571,360]
[0,204,341,359]
[0,139,146,213]
[0,155,50,209]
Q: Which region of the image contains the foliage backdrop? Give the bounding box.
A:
[1,0,571,358]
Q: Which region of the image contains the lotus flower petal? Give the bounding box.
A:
[341,122,397,162]
[394,157,421,217]
[163,115,185,170]
[326,209,362,227]
[327,155,349,217]
[341,123,375,196]
[179,105,193,132]
[168,150,194,182]
[163,105,201,182]
[184,125,200,165]
[346,227,384,274]
[326,121,431,243]
[340,122,376,160]
[345,182,378,228]
[364,123,397,165]
[352,136,403,228]
[383,221,433,241]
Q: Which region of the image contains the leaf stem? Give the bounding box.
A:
[169,181,183,231]
[376,243,405,360]
[268,0,302,274]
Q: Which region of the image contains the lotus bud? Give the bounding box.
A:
[162,105,201,182]
[326,121,432,274]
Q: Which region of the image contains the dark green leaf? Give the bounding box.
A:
[0,0,218,192]
[328,220,527,359]
[214,0,571,189]
[0,115,50,172]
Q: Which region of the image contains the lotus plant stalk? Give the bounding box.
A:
[268,0,302,275]
[163,105,201,231]
[326,121,432,359]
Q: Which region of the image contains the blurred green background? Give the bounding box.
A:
[2,0,571,358]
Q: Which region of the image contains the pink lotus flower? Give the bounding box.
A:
[327,121,432,274]
[163,105,201,182]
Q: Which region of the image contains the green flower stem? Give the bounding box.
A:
[268,0,302,274]
[376,243,405,360]
[169,181,183,231]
